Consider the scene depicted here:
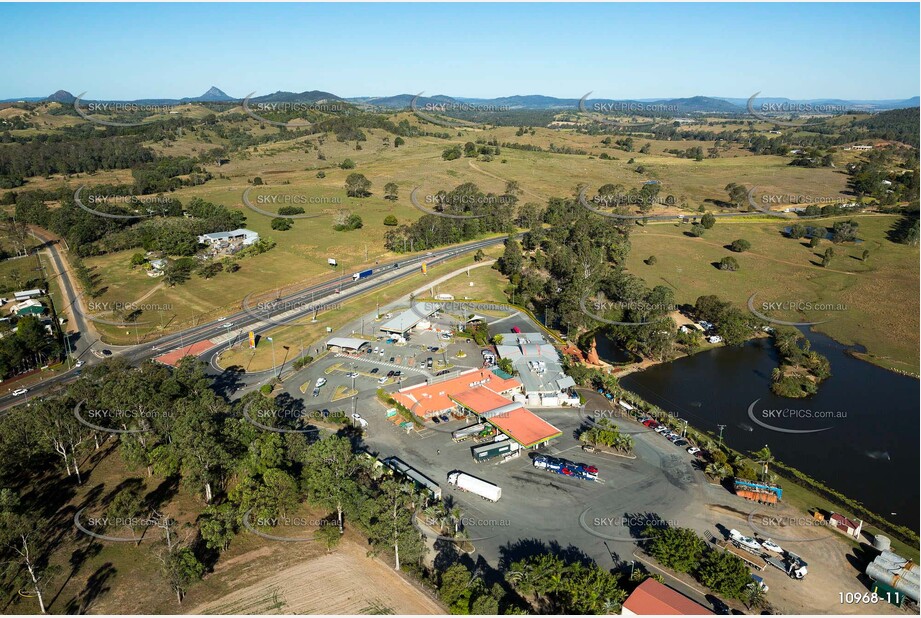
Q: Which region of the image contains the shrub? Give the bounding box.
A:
[729,239,750,252]
[383,215,398,226]
[340,158,355,170]
[719,256,740,271]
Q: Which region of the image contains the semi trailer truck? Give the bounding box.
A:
[447,471,501,502]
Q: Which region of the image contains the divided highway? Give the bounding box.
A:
[0,234,508,411]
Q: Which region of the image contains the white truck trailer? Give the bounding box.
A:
[447,471,501,502]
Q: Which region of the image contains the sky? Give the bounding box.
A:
[1,3,918,101]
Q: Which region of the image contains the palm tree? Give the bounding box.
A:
[752,445,775,481]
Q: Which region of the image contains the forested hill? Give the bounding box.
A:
[856,107,920,148]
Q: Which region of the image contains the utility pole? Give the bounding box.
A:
[717,424,726,450]
[267,336,277,379]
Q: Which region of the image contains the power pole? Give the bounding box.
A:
[717,424,726,450]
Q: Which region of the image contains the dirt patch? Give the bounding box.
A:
[191,539,443,615]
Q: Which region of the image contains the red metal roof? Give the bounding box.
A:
[622,579,714,615]
[487,407,562,448]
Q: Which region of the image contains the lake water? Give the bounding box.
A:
[616,331,919,529]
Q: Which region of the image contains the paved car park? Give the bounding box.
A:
[277,303,724,573]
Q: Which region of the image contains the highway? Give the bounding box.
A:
[0,233,509,411]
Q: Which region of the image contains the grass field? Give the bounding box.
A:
[216,246,504,372]
[628,214,920,374]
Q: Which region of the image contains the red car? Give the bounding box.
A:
[512,326,521,333]
[643,419,659,428]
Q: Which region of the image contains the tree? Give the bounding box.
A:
[700,212,716,229]
[344,173,371,198]
[724,183,748,208]
[809,235,820,248]
[645,255,657,265]
[473,249,485,262]
[0,489,55,613]
[271,217,292,231]
[340,158,356,170]
[442,145,462,161]
[697,549,751,599]
[862,249,870,261]
[752,445,775,480]
[383,182,399,201]
[832,219,859,243]
[822,247,834,267]
[315,522,341,553]
[729,239,750,252]
[497,237,523,276]
[301,436,360,534]
[108,486,145,545]
[316,170,326,178]
[172,394,232,503]
[719,256,740,271]
[160,547,204,605]
[497,358,515,375]
[394,136,405,148]
[788,223,806,239]
[199,503,237,551]
[367,479,425,571]
[252,177,263,185]
[645,526,706,574]
[383,215,398,226]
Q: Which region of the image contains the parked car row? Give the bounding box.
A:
[641,417,701,456]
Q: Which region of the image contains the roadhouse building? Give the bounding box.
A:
[392,368,562,449]
[495,332,579,406]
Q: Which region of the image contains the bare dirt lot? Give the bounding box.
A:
[191,539,443,615]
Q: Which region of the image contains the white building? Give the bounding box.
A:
[197,228,260,246]
[495,332,578,407]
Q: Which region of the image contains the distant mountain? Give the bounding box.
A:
[356,94,457,108]
[180,86,235,102]
[47,89,76,104]
[1,88,915,115]
[357,93,741,114]
[250,90,342,103]
[719,96,919,112]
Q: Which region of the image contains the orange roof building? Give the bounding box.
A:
[622,579,714,615]
[392,368,521,418]
[488,406,562,448]
[392,368,560,447]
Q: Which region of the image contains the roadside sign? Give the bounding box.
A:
[421,262,427,275]
[248,331,256,349]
